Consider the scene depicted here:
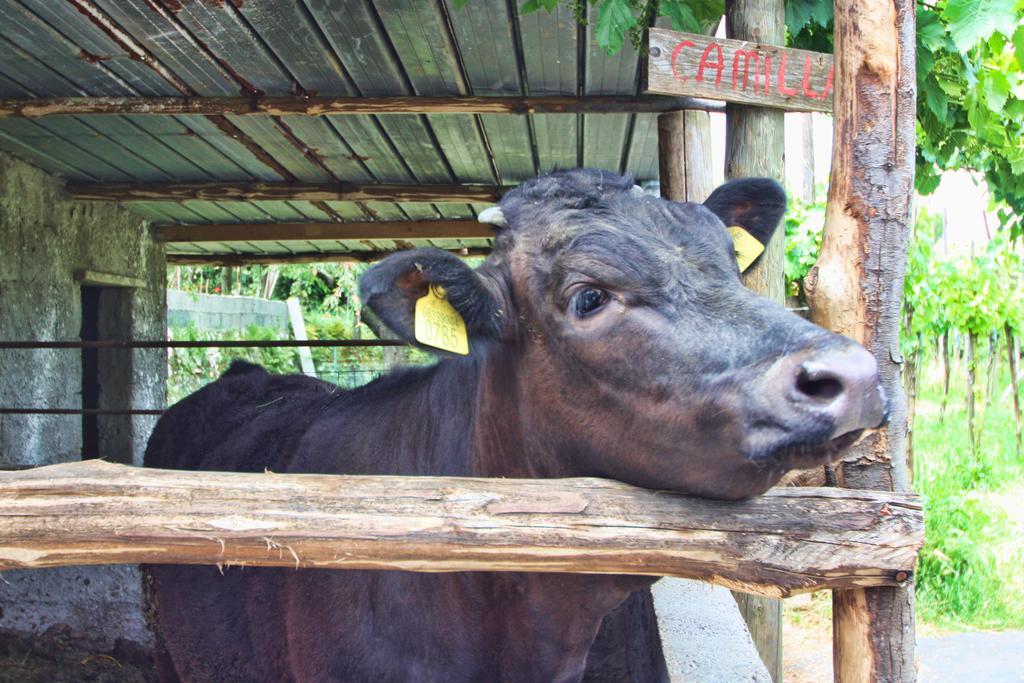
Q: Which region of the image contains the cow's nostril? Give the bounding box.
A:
[795,366,844,402]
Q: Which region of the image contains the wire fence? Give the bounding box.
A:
[0,338,419,416]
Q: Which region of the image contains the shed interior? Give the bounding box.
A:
[0,0,706,263]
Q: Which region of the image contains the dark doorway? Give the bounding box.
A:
[79,286,133,462]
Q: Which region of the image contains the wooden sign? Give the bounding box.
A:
[646,28,833,113]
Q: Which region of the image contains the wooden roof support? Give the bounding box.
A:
[0,460,923,597]
[165,247,491,267]
[721,0,789,676]
[0,96,726,119]
[68,182,503,204]
[156,220,493,243]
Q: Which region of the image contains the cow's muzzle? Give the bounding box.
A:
[763,343,889,440]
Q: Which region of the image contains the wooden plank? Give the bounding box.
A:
[801,0,918,678]
[67,182,503,204]
[155,220,495,244]
[14,0,179,96]
[0,2,128,97]
[64,0,226,96]
[73,269,145,289]
[646,28,833,113]
[0,96,726,119]
[166,247,491,266]
[534,114,578,172]
[0,460,923,598]
[61,0,195,96]
[626,113,666,181]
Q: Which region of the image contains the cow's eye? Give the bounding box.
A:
[569,287,609,318]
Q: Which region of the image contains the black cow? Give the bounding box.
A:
[145,169,886,682]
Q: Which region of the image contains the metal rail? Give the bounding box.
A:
[0,339,407,349]
[0,408,164,416]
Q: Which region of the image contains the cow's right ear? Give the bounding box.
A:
[359,249,503,353]
[703,178,786,272]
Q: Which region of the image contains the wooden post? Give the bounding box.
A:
[286,297,317,378]
[802,0,917,677]
[658,110,714,203]
[722,0,787,678]
[1006,324,1022,456]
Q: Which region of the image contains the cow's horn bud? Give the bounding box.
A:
[477,206,508,229]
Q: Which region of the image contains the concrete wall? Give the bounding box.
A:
[0,150,164,647]
[167,288,289,331]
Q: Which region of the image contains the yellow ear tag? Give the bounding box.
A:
[728,226,766,273]
[414,284,469,355]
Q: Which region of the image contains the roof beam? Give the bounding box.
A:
[165,248,491,267]
[68,182,502,204]
[156,220,493,243]
[0,95,725,119]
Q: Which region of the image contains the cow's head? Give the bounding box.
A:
[361,169,887,499]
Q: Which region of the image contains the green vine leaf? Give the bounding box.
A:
[595,0,636,54]
[1013,24,1024,68]
[662,0,701,33]
[982,70,1011,113]
[923,75,950,121]
[943,0,1018,52]
[785,0,832,35]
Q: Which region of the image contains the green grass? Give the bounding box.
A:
[912,353,1024,630]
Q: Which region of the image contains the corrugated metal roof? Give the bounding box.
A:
[0,0,665,259]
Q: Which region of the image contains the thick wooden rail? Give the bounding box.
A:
[0,461,922,598]
[0,95,724,119]
[155,219,493,243]
[164,248,491,266]
[67,181,502,204]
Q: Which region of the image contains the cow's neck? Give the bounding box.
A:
[356,353,655,678]
[381,349,571,479]
[410,351,657,678]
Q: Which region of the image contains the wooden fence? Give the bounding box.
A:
[0,460,922,597]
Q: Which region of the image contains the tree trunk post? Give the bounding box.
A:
[967,331,977,457]
[986,333,998,407]
[1006,324,1022,456]
[802,0,917,677]
[940,330,951,422]
[722,0,787,678]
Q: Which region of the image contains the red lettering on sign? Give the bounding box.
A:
[762,55,773,95]
[732,50,760,91]
[801,56,820,99]
[696,43,724,87]
[670,40,696,82]
[818,64,834,100]
[777,52,798,97]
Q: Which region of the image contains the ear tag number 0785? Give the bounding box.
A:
[414,284,470,355]
[728,226,766,273]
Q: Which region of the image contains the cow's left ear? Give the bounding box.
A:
[359,249,503,354]
[703,178,787,272]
